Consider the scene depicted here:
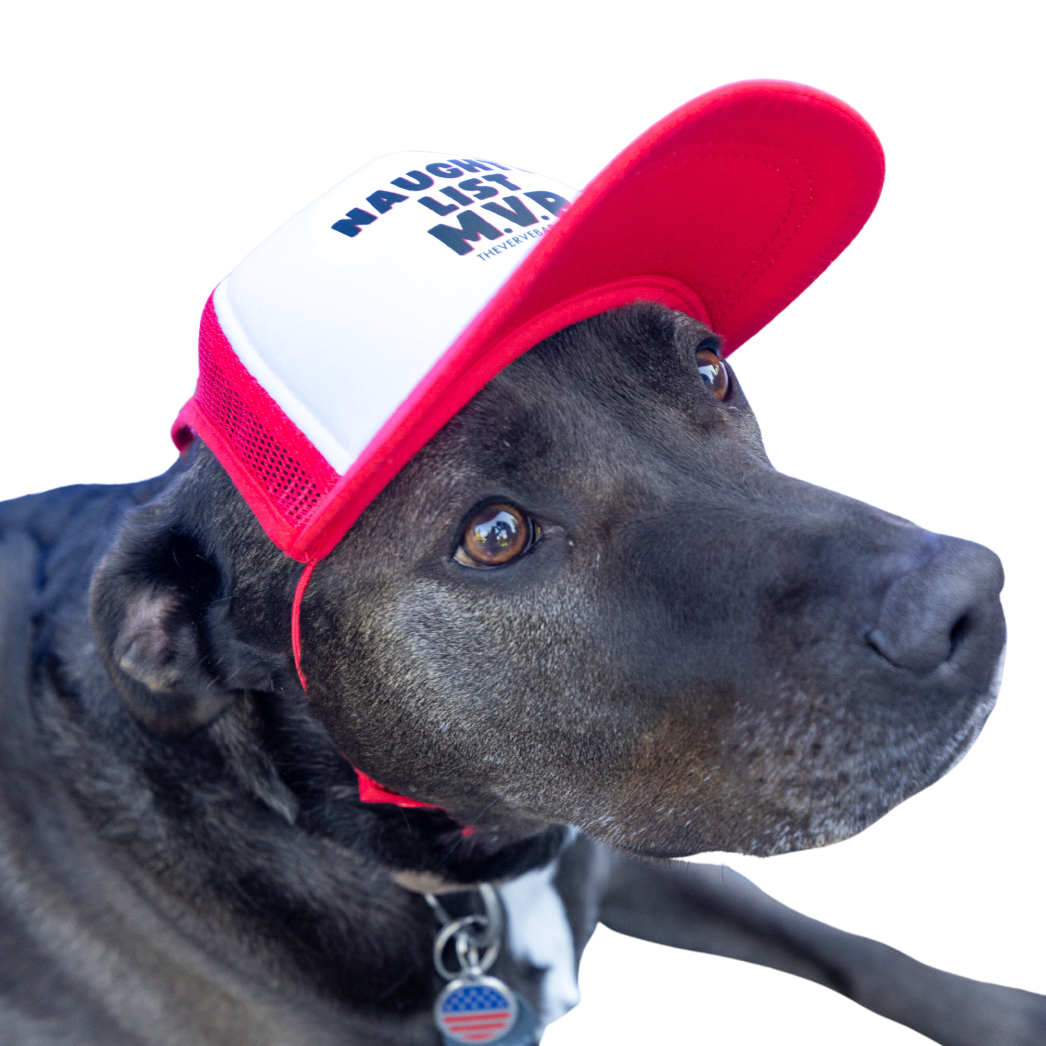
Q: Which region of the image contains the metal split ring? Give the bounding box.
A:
[427,883,504,980]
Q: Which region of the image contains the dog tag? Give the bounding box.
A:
[429,885,539,1045]
[435,974,538,1046]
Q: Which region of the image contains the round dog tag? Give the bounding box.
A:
[435,975,519,1044]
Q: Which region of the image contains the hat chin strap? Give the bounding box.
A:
[291,559,443,812]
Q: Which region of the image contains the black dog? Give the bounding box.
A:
[0,304,1041,1045]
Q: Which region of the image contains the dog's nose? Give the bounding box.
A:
[867,537,1005,673]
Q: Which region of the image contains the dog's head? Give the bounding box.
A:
[91,303,1005,870]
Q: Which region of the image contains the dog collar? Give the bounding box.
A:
[173,80,885,809]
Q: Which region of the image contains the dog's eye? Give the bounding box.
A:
[695,348,729,401]
[455,504,534,567]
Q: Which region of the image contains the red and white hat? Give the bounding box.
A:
[174,79,884,564]
[173,80,884,798]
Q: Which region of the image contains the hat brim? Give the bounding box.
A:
[180,79,884,562]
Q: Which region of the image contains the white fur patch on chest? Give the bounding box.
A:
[499,859,580,1028]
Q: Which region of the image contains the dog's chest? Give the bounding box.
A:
[500,860,580,1028]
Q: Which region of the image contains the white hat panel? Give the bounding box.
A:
[216,151,578,473]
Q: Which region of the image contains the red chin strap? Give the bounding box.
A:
[291,559,442,811]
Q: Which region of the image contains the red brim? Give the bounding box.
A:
[181,80,885,562]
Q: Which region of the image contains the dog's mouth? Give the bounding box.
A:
[929,650,1003,781]
[368,653,1005,871]
[342,604,1006,871]
[749,687,998,857]
[528,650,1007,862]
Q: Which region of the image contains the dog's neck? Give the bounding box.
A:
[40,601,566,1013]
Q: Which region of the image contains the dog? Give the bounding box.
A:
[1,300,1043,1045]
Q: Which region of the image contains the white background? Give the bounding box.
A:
[1,2,1043,1043]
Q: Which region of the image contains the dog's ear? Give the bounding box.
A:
[90,510,282,737]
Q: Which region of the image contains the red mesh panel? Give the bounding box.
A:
[194,297,339,531]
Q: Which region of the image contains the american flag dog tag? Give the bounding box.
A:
[429,885,539,1045]
[435,974,523,1045]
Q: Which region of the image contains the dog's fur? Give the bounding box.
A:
[0,304,1042,1044]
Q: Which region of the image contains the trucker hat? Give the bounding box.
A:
[171,80,884,802]
[173,79,885,565]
